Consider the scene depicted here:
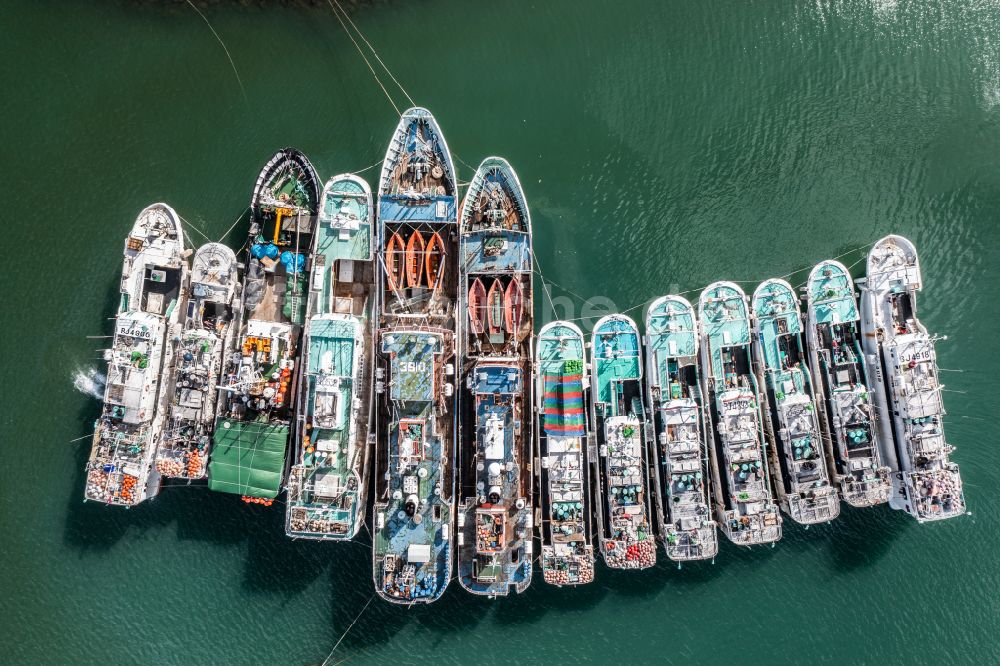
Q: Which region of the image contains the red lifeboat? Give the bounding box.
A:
[425,232,445,291]
[468,278,487,335]
[487,279,504,336]
[504,278,523,335]
[405,231,425,288]
[385,232,406,292]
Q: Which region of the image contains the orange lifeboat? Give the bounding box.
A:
[425,232,445,291]
[385,232,406,291]
[405,231,425,288]
[504,278,523,335]
[468,278,487,335]
[487,279,504,336]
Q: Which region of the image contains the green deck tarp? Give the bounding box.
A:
[208,420,289,498]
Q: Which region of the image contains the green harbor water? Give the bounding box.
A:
[2,0,999,663]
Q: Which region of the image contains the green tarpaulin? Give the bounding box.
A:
[208,420,289,498]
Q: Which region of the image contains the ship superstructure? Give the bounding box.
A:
[751,279,840,524]
[86,203,187,506]
[286,174,375,539]
[645,296,718,561]
[456,158,533,596]
[155,243,239,480]
[805,260,891,507]
[698,282,781,545]
[536,321,595,585]
[591,314,657,569]
[371,108,458,603]
[209,148,320,503]
[859,235,965,522]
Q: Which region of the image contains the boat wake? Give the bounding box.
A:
[73,366,106,401]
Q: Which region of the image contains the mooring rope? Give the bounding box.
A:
[217,206,250,244]
[531,238,880,325]
[184,0,249,108]
[326,0,401,116]
[178,214,213,245]
[320,594,376,666]
[451,152,479,183]
[331,0,416,108]
[349,157,383,176]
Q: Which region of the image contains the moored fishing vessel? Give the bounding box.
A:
[371,108,458,603]
[805,260,891,507]
[751,279,840,524]
[537,321,595,585]
[456,158,533,596]
[591,314,656,569]
[86,203,187,506]
[155,243,240,480]
[209,148,320,503]
[698,282,781,545]
[859,235,965,522]
[286,174,376,539]
[645,296,718,561]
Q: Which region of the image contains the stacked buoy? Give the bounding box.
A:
[542,557,594,585]
[604,538,655,568]
[118,474,137,504]
[86,470,111,501]
[267,366,292,409]
[185,450,202,477]
[155,459,185,477]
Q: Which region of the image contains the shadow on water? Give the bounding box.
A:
[64,413,245,552]
[63,276,168,553]
[767,516,839,557]
[359,532,780,638]
[327,523,488,654]
[826,503,911,573]
[345,534,752,643]
[241,500,332,596]
[171,487,251,546]
[60,275,267,555]
[62,421,192,552]
[481,571,608,632]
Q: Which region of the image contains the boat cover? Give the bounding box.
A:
[543,362,585,437]
[208,421,288,498]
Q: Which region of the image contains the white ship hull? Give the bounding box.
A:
[858,235,965,522]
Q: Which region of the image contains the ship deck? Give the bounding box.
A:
[249,264,305,325]
[700,284,751,382]
[373,331,453,602]
[646,299,718,560]
[457,363,532,595]
[286,173,375,538]
[593,319,641,405]
[755,280,839,524]
[592,317,655,569]
[537,323,594,585]
[288,318,361,535]
[809,261,858,324]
